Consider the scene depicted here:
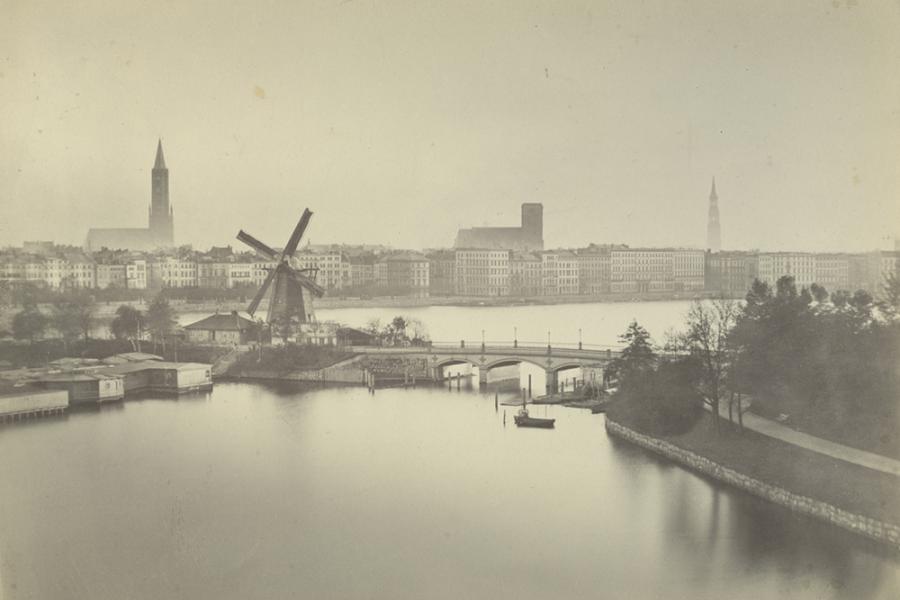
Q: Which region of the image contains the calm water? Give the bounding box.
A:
[1,381,897,600]
[179,299,699,347]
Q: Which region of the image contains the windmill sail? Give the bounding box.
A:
[237,208,322,331]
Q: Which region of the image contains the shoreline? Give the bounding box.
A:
[604,415,900,551]
[4,290,731,317]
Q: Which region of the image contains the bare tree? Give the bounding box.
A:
[672,298,740,433]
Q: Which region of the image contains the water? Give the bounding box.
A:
[1,382,897,599]
[179,299,697,347]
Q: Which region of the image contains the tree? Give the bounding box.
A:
[364,318,382,338]
[111,305,144,351]
[145,294,178,353]
[671,299,739,432]
[878,272,900,318]
[608,320,656,387]
[406,317,430,345]
[12,307,49,344]
[12,282,41,308]
[50,299,82,352]
[51,290,96,347]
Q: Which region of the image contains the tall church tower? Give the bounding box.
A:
[706,177,721,252]
[149,139,174,246]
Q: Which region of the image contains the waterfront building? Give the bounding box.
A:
[814,254,852,292]
[125,259,148,289]
[95,262,128,289]
[197,259,230,289]
[184,312,258,345]
[374,260,388,289]
[540,250,579,296]
[705,251,759,297]
[455,249,510,296]
[575,246,611,295]
[706,177,721,252]
[251,260,274,287]
[150,257,198,288]
[294,249,347,291]
[610,248,675,293]
[509,251,542,296]
[85,140,176,252]
[426,250,456,296]
[378,252,430,297]
[37,372,125,405]
[757,252,817,289]
[454,203,543,252]
[347,255,376,289]
[226,260,255,288]
[672,248,705,292]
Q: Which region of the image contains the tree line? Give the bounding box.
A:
[5,289,179,354]
[608,273,900,454]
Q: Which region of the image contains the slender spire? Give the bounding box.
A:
[707,176,721,252]
[154,139,166,170]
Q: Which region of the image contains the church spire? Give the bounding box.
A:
[154,139,166,170]
[706,176,721,252]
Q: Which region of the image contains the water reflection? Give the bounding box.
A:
[0,381,896,600]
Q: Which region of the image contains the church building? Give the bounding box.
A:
[84,140,175,252]
[454,203,543,252]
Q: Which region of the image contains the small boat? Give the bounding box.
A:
[514,406,555,429]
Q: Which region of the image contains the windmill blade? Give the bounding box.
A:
[237,230,278,260]
[248,268,277,315]
[290,269,326,297]
[281,209,313,259]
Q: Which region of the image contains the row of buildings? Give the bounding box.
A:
[1,242,897,299]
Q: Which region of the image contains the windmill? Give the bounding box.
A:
[236,209,325,334]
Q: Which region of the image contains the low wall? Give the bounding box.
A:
[0,389,69,417]
[230,357,367,385]
[605,418,900,550]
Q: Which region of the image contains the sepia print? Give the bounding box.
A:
[1,1,898,599]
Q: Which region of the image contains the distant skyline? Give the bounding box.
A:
[2,1,898,253]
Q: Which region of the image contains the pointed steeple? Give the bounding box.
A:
[706,176,721,252]
[154,139,166,170]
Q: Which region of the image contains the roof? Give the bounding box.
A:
[154,139,166,169]
[381,252,428,263]
[184,312,256,332]
[38,372,121,383]
[0,381,59,398]
[98,360,209,375]
[106,352,164,362]
[337,327,374,336]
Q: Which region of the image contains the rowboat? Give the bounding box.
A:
[513,407,555,428]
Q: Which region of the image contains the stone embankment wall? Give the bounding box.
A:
[605,418,900,550]
[228,355,368,384]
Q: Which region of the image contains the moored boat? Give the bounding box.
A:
[514,407,555,428]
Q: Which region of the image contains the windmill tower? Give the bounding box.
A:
[707,177,721,252]
[236,209,325,338]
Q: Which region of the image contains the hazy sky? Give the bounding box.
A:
[2,1,898,252]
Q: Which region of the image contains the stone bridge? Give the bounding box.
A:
[348,343,622,395]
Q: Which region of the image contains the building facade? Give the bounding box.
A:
[455,249,510,296]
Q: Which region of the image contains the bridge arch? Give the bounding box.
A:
[434,357,478,370]
[550,362,585,373]
[482,357,547,372]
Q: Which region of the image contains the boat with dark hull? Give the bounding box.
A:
[513,407,555,429]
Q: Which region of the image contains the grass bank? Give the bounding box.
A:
[607,398,900,526]
[229,345,355,375]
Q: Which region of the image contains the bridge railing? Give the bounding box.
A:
[349,341,625,356]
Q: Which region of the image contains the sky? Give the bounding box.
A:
[1,0,899,253]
